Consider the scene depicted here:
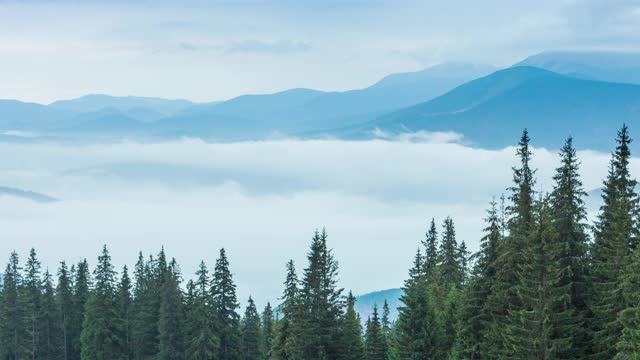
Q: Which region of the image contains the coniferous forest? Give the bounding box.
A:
[4,126,640,360]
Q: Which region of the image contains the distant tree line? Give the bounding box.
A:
[2,126,640,359]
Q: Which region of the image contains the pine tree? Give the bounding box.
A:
[212,248,242,360]
[616,247,640,357]
[365,305,385,360]
[294,229,345,359]
[341,291,364,360]
[272,260,299,360]
[1,252,26,360]
[184,262,218,360]
[242,297,262,360]
[381,301,391,360]
[437,286,461,358]
[456,200,501,359]
[549,136,590,358]
[41,269,62,360]
[71,260,91,360]
[22,248,42,360]
[117,266,132,359]
[396,250,439,359]
[422,219,438,281]
[158,259,185,360]
[436,218,463,289]
[56,261,74,360]
[590,125,639,358]
[485,129,536,356]
[80,245,124,360]
[261,303,274,360]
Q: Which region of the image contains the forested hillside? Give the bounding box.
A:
[3,126,640,359]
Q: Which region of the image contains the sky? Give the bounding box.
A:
[1,0,640,103]
[0,134,629,306]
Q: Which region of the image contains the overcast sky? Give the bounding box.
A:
[1,0,640,103]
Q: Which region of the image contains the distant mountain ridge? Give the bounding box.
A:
[2,51,640,149]
[348,65,640,149]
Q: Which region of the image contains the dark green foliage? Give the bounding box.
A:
[185,263,218,360]
[56,261,74,360]
[71,260,91,360]
[292,229,345,360]
[396,250,439,359]
[158,259,185,360]
[365,306,385,360]
[341,292,364,360]
[436,218,464,289]
[590,125,639,358]
[81,245,124,360]
[422,219,438,281]
[23,248,42,360]
[261,303,274,360]
[117,266,132,360]
[271,260,299,360]
[1,252,26,360]
[212,248,242,360]
[242,297,262,360]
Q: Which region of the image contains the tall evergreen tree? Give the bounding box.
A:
[294,229,345,360]
[271,260,299,360]
[364,306,385,360]
[242,297,262,360]
[549,136,590,358]
[261,303,274,360]
[436,217,463,289]
[590,125,639,358]
[341,291,364,360]
[80,245,124,360]
[422,219,438,281]
[22,248,42,360]
[184,262,218,360]
[456,200,501,359]
[212,248,242,360]
[117,266,132,360]
[158,259,185,360]
[1,252,26,360]
[71,260,91,360]
[485,129,536,356]
[56,261,74,360]
[41,269,61,360]
[396,250,439,359]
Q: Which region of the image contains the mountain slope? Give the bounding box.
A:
[50,94,197,121]
[355,288,402,323]
[516,51,640,85]
[354,66,640,149]
[151,63,495,138]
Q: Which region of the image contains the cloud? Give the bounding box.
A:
[225,40,311,55]
[0,136,630,306]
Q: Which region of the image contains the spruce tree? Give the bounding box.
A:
[1,252,26,360]
[272,260,299,360]
[212,248,242,360]
[41,269,61,360]
[184,262,218,360]
[436,218,463,289]
[56,261,74,360]
[71,260,91,360]
[456,200,501,359]
[22,248,42,360]
[158,259,185,360]
[364,305,385,360]
[261,303,274,360]
[341,291,364,360]
[590,125,639,358]
[294,229,345,359]
[117,266,132,359]
[549,136,590,358]
[485,129,536,356]
[422,219,438,281]
[396,250,439,359]
[80,245,124,360]
[242,297,262,360]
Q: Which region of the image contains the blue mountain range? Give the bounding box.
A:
[2,51,640,149]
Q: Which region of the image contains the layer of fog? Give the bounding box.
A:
[0,135,628,306]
